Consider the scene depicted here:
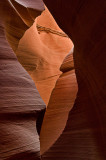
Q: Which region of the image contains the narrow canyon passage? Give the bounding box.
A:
[0,0,105,160]
[15,5,77,156]
[0,1,77,159]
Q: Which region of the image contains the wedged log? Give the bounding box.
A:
[0,0,46,160]
[42,0,106,159]
[16,6,73,105]
[40,50,78,155]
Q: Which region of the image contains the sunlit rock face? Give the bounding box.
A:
[42,0,106,159]
[40,49,78,155]
[0,0,46,160]
[16,6,73,105]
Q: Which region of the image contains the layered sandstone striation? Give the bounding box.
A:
[16,6,73,105]
[42,0,106,159]
[1,0,105,160]
[40,49,78,155]
[0,0,46,160]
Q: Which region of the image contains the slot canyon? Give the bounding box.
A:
[0,0,105,160]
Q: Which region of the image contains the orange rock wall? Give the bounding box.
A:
[40,50,78,154]
[0,0,105,160]
[16,6,73,105]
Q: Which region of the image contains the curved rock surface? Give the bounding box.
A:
[40,49,78,155]
[0,0,45,160]
[16,6,73,105]
[42,0,106,159]
[0,0,105,160]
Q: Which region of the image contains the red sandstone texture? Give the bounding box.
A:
[16,6,73,105]
[0,1,45,160]
[0,0,106,160]
[40,49,78,154]
[42,0,106,159]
